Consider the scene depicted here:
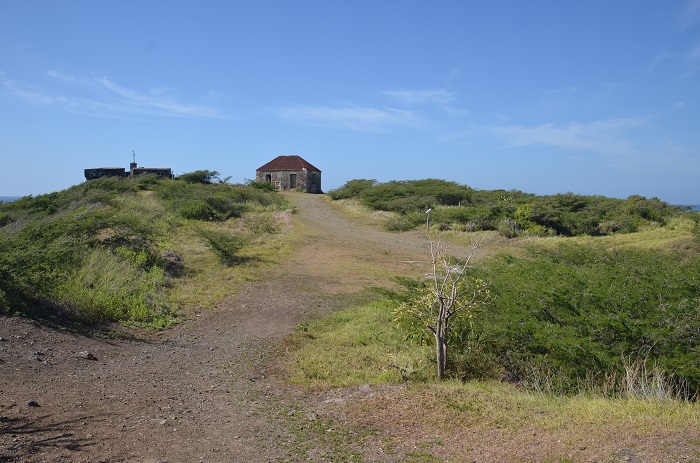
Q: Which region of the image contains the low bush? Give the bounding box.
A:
[197,228,249,266]
[473,244,700,395]
[181,200,217,220]
[327,179,377,200]
[388,242,700,397]
[384,213,423,232]
[330,179,697,238]
[245,180,276,192]
[178,170,220,184]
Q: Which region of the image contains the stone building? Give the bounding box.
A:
[84,167,126,180]
[255,155,322,193]
[130,167,174,178]
[84,158,173,181]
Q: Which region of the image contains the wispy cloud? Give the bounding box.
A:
[384,89,456,105]
[647,39,700,84]
[679,0,700,28]
[0,71,227,119]
[385,88,469,118]
[270,104,422,132]
[486,117,650,157]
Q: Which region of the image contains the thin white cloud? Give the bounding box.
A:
[271,104,422,132]
[689,42,700,61]
[648,42,700,80]
[0,73,61,106]
[487,117,650,156]
[1,71,227,119]
[481,116,700,173]
[679,0,700,28]
[384,88,469,118]
[384,89,456,105]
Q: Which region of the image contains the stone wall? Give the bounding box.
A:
[84,168,126,180]
[131,167,173,179]
[255,169,321,193]
[84,165,173,181]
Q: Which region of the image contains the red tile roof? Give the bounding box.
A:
[256,155,321,172]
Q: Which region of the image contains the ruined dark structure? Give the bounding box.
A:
[84,167,126,180]
[85,157,173,181]
[255,155,322,193]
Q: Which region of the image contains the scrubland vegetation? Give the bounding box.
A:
[390,242,700,396]
[0,174,289,328]
[3,174,700,459]
[4,173,700,420]
[329,178,695,235]
[290,179,700,402]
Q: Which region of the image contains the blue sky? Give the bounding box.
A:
[1,1,699,204]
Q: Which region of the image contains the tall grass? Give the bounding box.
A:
[525,356,694,401]
[55,247,173,325]
[287,300,434,389]
[0,175,291,326]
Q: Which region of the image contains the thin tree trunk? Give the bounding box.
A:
[435,321,447,380]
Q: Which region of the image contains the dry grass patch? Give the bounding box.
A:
[325,380,700,463]
[170,211,294,315]
[286,300,434,389]
[324,197,397,227]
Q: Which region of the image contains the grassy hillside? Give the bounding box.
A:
[0,175,291,328]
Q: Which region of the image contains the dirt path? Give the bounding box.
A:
[1,193,440,462]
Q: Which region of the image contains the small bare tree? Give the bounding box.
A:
[396,236,488,380]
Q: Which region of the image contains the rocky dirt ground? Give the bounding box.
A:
[2,193,698,462]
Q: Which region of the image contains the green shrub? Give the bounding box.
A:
[197,228,248,266]
[178,170,220,184]
[246,180,276,192]
[496,218,519,238]
[389,242,700,395]
[470,243,700,394]
[328,179,377,200]
[331,180,688,237]
[358,179,472,212]
[155,181,288,218]
[181,200,217,220]
[384,213,422,232]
